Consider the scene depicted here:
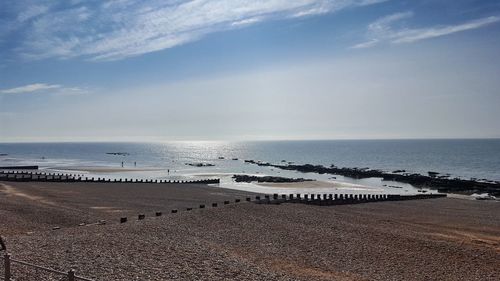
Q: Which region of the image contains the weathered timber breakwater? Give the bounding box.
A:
[252,192,446,206]
[244,160,500,197]
[0,165,39,170]
[116,193,447,229]
[114,193,447,227]
[0,170,220,185]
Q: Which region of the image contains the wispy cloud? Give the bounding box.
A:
[0,83,86,95]
[6,0,387,61]
[351,39,379,49]
[353,12,500,48]
[0,83,61,94]
[231,17,263,27]
[392,16,500,43]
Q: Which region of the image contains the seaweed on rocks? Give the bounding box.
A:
[185,163,215,167]
[243,160,500,197]
[232,174,314,183]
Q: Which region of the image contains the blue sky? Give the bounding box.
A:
[1,0,500,141]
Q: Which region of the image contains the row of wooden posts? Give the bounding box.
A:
[0,171,220,185]
[119,192,446,223]
[258,192,447,206]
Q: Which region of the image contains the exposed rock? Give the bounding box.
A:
[232,174,314,183]
[392,170,406,173]
[242,160,500,197]
[106,152,130,156]
[428,171,439,177]
[185,163,215,167]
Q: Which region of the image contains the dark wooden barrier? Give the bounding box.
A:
[0,170,220,185]
[253,192,447,206]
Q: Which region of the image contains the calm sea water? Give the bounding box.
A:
[1,139,499,193]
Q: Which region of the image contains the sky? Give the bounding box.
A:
[1,0,500,142]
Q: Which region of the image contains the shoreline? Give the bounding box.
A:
[3,156,500,199]
[2,167,494,200]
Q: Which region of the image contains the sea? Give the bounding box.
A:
[1,139,499,195]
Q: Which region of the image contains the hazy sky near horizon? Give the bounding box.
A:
[1,0,500,141]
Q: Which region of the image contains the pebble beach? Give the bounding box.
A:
[1,181,499,280]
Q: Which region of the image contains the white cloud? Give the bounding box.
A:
[10,0,387,61]
[351,39,379,49]
[0,83,61,94]
[231,17,263,27]
[0,83,86,95]
[353,12,500,48]
[367,11,413,35]
[392,16,500,43]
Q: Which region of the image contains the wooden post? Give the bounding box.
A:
[68,269,75,281]
[4,253,11,281]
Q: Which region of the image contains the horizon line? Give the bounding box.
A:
[1,137,500,144]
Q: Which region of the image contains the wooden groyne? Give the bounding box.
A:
[0,170,220,185]
[117,192,447,225]
[253,192,447,206]
[0,165,39,170]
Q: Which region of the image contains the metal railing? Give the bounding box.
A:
[1,253,94,281]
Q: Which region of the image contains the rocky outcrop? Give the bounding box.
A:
[243,160,500,197]
[185,163,215,167]
[232,174,314,183]
[106,152,130,156]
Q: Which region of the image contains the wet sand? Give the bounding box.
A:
[1,181,499,280]
[258,180,377,190]
[49,166,167,173]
